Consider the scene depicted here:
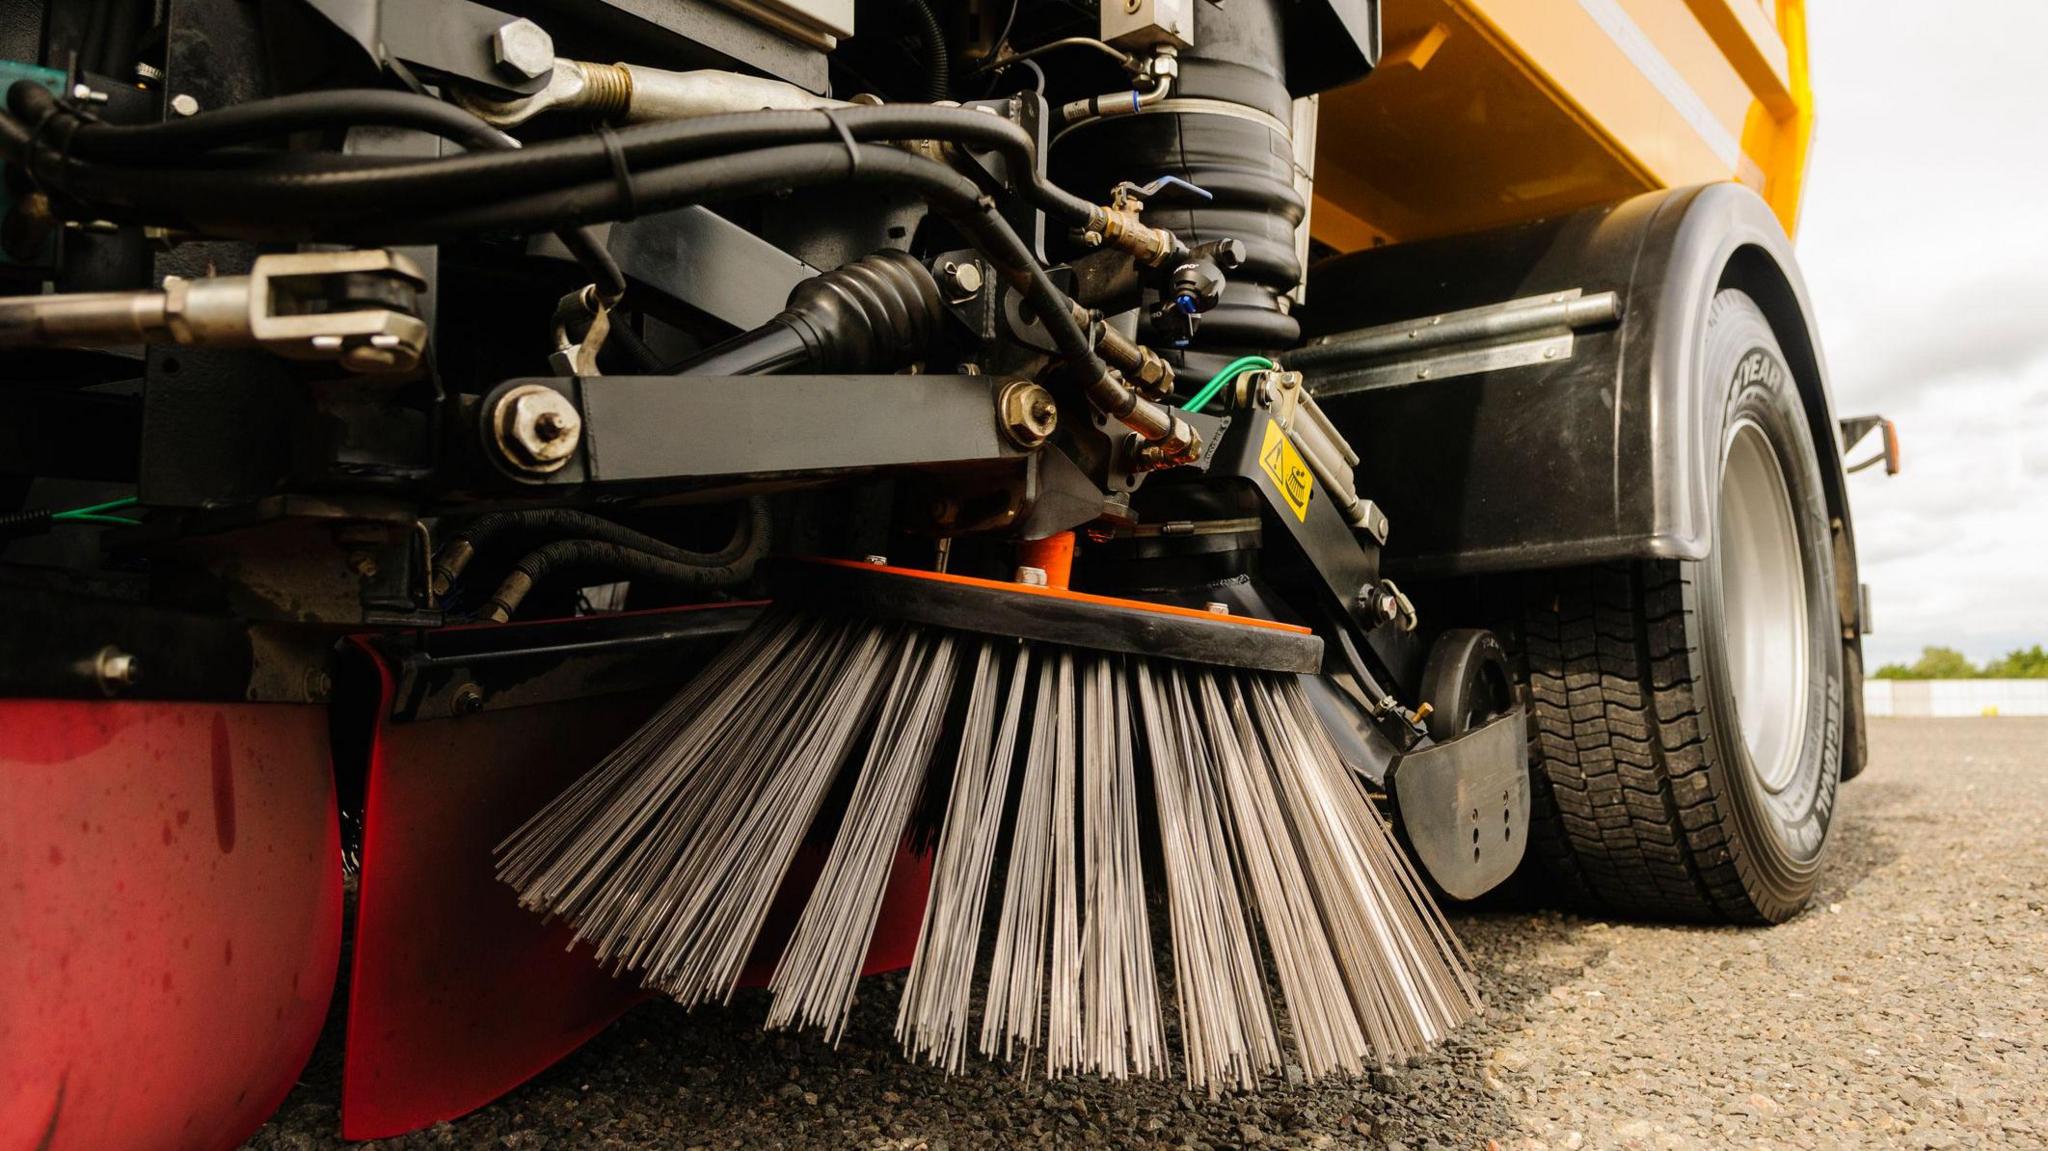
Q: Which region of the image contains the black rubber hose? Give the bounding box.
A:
[896,0,951,103]
[433,501,767,596]
[45,87,520,157]
[485,526,769,622]
[1,81,626,300]
[4,86,1098,227]
[332,145,1098,370]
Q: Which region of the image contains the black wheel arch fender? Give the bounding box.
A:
[1302,182,1867,774]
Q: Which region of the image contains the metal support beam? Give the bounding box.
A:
[494,373,1028,485]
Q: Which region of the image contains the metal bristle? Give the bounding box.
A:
[767,630,960,1042]
[497,607,1479,1092]
[896,640,1026,1073]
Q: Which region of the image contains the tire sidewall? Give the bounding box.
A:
[1692,291,1842,902]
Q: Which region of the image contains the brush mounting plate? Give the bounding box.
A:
[768,558,1324,674]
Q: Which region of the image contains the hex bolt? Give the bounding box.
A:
[1014,565,1049,587]
[453,682,486,716]
[348,551,380,579]
[997,380,1059,450]
[491,18,557,82]
[490,385,582,475]
[168,93,200,117]
[863,554,890,566]
[1204,601,1231,615]
[93,646,139,696]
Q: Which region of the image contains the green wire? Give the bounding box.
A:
[49,496,139,520]
[1179,355,1277,413]
[54,513,142,526]
[46,496,141,526]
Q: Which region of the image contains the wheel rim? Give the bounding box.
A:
[1717,418,1811,793]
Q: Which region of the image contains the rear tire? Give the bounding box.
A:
[1511,291,1842,923]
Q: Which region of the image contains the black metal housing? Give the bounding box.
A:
[1302,183,1859,606]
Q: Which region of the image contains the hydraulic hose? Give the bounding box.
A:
[1,82,630,299]
[42,88,520,158]
[314,142,1104,376]
[364,142,1190,456]
[431,501,768,597]
[4,85,1099,228]
[3,92,1191,453]
[483,527,769,622]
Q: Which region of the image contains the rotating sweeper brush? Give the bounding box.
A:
[495,558,1480,1091]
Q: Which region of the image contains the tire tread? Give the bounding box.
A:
[1509,562,1771,923]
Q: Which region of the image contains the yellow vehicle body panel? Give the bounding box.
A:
[1310,0,1812,252]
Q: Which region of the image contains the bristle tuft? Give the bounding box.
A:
[497,610,1480,1091]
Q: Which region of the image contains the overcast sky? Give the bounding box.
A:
[1797,0,2048,667]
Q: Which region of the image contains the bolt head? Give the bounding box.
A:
[1014,565,1049,587]
[94,646,139,694]
[168,92,200,117]
[997,381,1059,449]
[491,18,556,81]
[491,385,582,475]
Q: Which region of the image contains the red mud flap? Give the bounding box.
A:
[342,606,933,1140]
[0,701,342,1151]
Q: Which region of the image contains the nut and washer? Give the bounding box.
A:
[490,18,556,82]
[996,380,1059,450]
[490,384,582,475]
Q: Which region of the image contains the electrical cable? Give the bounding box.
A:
[48,495,139,521]
[967,36,1134,78]
[895,0,952,103]
[1181,355,1276,412]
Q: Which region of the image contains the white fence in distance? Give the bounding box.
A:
[1864,679,2048,717]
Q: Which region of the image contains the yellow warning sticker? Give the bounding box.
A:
[1259,420,1314,522]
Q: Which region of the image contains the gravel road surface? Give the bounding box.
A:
[245,717,2048,1150]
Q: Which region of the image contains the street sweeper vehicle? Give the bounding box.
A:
[0,0,1894,1146]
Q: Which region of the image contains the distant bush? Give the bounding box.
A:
[1873,645,2048,680]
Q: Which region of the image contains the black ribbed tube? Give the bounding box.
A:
[433,501,768,596]
[485,532,767,621]
[667,251,943,375]
[896,0,951,102]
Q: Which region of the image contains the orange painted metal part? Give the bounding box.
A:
[1311,0,1813,249]
[1016,531,1077,590]
[0,700,342,1151]
[807,556,1313,636]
